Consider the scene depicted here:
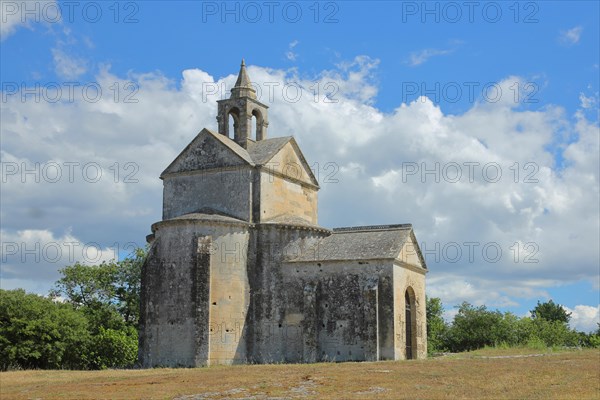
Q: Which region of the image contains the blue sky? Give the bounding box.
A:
[2,1,599,114]
[1,1,599,331]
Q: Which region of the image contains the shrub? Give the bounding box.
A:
[444,303,534,352]
[531,318,577,347]
[588,334,600,348]
[87,326,138,369]
[526,336,547,350]
[0,289,90,370]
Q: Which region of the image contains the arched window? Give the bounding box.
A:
[227,107,240,139]
[252,109,263,140]
[250,114,257,140]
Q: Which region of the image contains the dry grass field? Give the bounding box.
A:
[1,348,599,399]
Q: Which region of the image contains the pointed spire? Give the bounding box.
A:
[231,58,256,99]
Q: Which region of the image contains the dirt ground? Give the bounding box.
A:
[2,348,599,399]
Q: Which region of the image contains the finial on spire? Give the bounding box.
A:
[231,58,256,99]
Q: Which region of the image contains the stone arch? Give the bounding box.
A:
[251,108,265,140]
[227,107,241,140]
[404,286,418,359]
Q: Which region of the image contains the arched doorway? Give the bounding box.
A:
[405,288,417,359]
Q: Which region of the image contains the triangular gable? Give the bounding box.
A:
[259,138,319,187]
[161,128,254,178]
[395,231,427,270]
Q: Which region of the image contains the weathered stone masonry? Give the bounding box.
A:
[138,61,428,367]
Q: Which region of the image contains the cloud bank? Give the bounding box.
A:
[1,57,598,330]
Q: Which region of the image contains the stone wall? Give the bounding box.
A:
[245,224,329,363]
[279,260,395,363]
[259,173,317,225]
[139,218,251,367]
[207,225,251,365]
[393,262,427,360]
[162,168,253,221]
[140,221,428,366]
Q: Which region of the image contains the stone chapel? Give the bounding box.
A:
[138,61,428,367]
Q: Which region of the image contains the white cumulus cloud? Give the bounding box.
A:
[1,58,598,313]
[0,0,58,41]
[565,305,600,333]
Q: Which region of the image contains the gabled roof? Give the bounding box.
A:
[210,129,254,164]
[247,136,292,165]
[162,129,319,187]
[285,224,427,269]
[248,136,320,187]
[160,128,254,178]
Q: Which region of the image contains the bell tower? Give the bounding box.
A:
[217,59,269,148]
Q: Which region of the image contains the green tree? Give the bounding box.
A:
[112,248,144,326]
[87,326,138,369]
[529,317,578,347]
[426,296,448,354]
[588,327,600,348]
[51,248,145,331]
[491,311,522,347]
[49,248,145,369]
[530,300,571,323]
[445,302,517,352]
[0,289,90,370]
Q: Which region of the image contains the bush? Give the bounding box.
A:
[1,249,147,370]
[87,326,138,369]
[445,302,510,352]
[442,301,591,353]
[0,289,90,370]
[530,318,578,347]
[588,334,600,348]
[526,336,547,350]
[0,288,140,370]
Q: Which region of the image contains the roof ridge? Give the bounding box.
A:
[206,128,255,165]
[160,128,255,178]
[332,224,412,232]
[246,136,293,165]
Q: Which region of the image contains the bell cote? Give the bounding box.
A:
[216,59,269,148]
